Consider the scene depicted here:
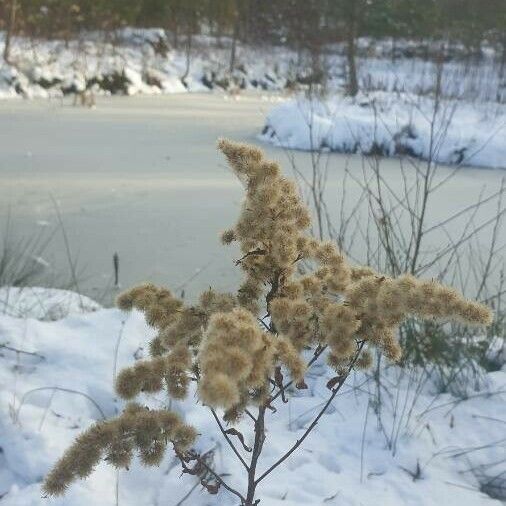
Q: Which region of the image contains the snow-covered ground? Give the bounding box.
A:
[0,287,100,321]
[260,92,506,169]
[0,30,504,103]
[0,288,505,505]
[0,30,291,100]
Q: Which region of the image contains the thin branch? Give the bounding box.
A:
[256,342,365,485]
[210,408,249,471]
[174,480,199,506]
[50,195,83,306]
[178,450,246,504]
[269,344,327,404]
[244,409,257,423]
[246,405,266,503]
[0,342,45,360]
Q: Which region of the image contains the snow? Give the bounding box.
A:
[1,31,504,103]
[0,288,505,505]
[0,287,101,321]
[0,31,291,100]
[260,93,506,170]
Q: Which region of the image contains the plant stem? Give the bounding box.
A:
[245,405,266,505]
[255,342,365,486]
[210,408,249,471]
[178,450,246,504]
[269,344,327,404]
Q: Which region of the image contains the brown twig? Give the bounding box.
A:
[176,449,246,504]
[269,344,327,404]
[210,408,250,471]
[245,405,267,505]
[256,342,365,485]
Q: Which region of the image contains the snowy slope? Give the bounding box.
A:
[0,289,505,505]
[0,31,290,100]
[0,287,101,321]
[0,31,504,103]
[260,93,506,170]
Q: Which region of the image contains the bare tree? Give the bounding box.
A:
[2,0,17,64]
[344,0,360,97]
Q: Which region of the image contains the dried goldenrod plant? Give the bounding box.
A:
[43,140,492,505]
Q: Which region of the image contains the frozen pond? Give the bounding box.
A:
[0,93,504,304]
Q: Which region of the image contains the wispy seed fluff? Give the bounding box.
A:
[44,139,493,497]
[43,404,196,496]
[198,308,305,410]
[198,308,263,409]
[217,139,491,368]
[115,342,192,400]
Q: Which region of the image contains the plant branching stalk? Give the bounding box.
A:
[238,343,363,505]
[245,406,267,505]
[254,342,365,489]
[177,449,246,504]
[43,140,494,506]
[210,408,250,471]
[269,344,327,404]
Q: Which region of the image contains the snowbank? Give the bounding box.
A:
[0,31,289,100]
[0,288,505,505]
[0,31,504,103]
[260,93,506,169]
[0,287,101,320]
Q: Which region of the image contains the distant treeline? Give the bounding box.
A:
[1,0,505,96]
[1,1,505,47]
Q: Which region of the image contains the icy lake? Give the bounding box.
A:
[0,93,504,303]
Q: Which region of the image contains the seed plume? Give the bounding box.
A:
[44,139,492,496]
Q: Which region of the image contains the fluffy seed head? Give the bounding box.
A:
[46,139,494,497]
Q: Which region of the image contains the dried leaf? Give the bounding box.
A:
[326,375,341,390]
[201,479,220,494]
[225,428,252,452]
[295,380,308,390]
[181,460,202,476]
[274,366,288,403]
[266,402,277,413]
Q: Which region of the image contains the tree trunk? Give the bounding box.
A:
[181,31,193,84]
[3,0,18,65]
[229,12,239,74]
[170,8,180,50]
[173,27,179,50]
[345,0,359,97]
[499,39,506,81]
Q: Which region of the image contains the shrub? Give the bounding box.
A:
[43,140,492,505]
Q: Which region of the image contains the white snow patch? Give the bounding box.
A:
[1,32,504,104]
[0,287,101,320]
[0,288,504,505]
[260,93,506,169]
